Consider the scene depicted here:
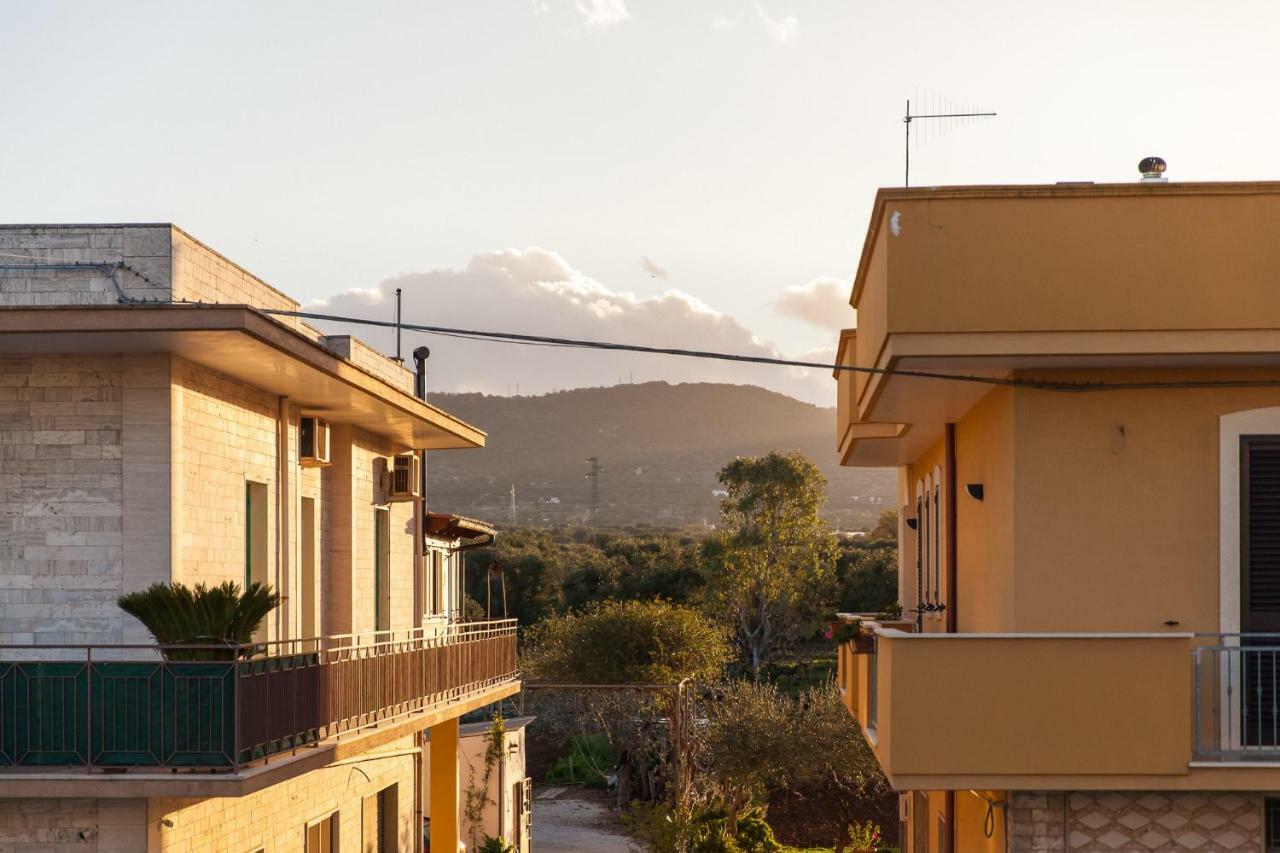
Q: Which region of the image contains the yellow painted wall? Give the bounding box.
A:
[954,388,1016,633]
[955,790,1006,853]
[880,632,1190,778]
[1011,372,1280,633]
[881,190,1280,338]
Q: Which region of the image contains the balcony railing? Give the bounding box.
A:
[1193,633,1280,761]
[0,619,518,771]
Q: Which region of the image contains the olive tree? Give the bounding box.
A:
[707,451,837,679]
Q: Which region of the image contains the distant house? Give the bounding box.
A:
[0,225,518,852]
[833,181,1280,851]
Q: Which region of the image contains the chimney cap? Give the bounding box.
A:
[1139,156,1167,182]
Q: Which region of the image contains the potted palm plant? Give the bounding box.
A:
[118,581,280,661]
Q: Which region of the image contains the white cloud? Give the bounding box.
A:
[309,248,834,405]
[774,276,850,329]
[754,2,797,44]
[712,15,740,30]
[574,0,629,28]
[639,254,669,279]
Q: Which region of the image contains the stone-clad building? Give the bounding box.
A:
[0,224,520,851]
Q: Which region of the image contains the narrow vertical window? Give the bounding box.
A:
[915,493,923,626]
[375,508,391,632]
[432,550,445,616]
[926,471,936,604]
[1266,798,1280,851]
[934,483,942,610]
[305,811,338,853]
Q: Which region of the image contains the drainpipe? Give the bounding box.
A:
[413,347,430,627]
[945,423,958,634]
[945,423,958,853]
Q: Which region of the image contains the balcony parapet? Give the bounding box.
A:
[0,619,518,773]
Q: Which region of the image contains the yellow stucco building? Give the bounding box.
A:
[834,179,1280,852]
[0,225,520,852]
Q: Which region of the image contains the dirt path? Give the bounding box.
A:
[533,787,635,852]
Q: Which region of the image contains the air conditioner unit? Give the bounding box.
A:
[299,417,331,467]
[387,453,421,501]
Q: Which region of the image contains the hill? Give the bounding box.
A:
[425,382,895,530]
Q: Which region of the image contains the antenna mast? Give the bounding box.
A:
[904,95,996,187]
[585,457,603,526]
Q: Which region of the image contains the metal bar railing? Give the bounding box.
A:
[0,619,519,772]
[1193,633,1280,761]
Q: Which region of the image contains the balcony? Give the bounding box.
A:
[836,620,1200,789]
[0,620,518,773]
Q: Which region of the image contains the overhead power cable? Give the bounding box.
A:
[262,308,1280,394]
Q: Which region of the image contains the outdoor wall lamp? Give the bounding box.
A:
[965,483,984,501]
[905,516,919,530]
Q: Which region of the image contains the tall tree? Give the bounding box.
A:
[708,451,837,679]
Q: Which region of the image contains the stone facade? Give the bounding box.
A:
[150,736,418,852]
[0,798,147,853]
[1009,790,1264,852]
[0,355,125,648]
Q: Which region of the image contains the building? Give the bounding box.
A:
[423,716,533,852]
[833,178,1280,851]
[0,224,520,852]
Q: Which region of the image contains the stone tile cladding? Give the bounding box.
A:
[0,797,146,852]
[0,355,125,647]
[1010,791,1264,852]
[149,735,417,852]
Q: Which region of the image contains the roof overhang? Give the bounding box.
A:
[844,327,1280,466]
[425,512,496,543]
[0,305,484,450]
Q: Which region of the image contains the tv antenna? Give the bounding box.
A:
[904,92,996,187]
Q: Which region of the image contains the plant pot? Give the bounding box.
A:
[852,634,876,654]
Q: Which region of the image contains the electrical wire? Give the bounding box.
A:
[263,307,1280,394]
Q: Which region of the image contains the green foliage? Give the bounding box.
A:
[830,620,863,645]
[464,526,711,623]
[867,510,898,543]
[697,682,884,832]
[522,599,732,684]
[846,820,883,852]
[834,538,898,616]
[708,452,838,678]
[117,581,280,660]
[476,837,515,853]
[545,734,614,787]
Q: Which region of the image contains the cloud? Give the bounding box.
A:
[774,277,850,329]
[754,3,797,43]
[574,0,629,27]
[309,248,834,406]
[639,255,668,279]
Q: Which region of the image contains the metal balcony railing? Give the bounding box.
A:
[1194,633,1280,761]
[0,619,518,771]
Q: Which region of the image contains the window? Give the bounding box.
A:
[922,477,931,606]
[1267,798,1280,851]
[914,491,924,627]
[431,550,445,616]
[306,811,338,853]
[363,785,399,853]
[934,481,942,611]
[375,509,391,632]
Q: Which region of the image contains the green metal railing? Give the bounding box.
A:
[0,620,518,771]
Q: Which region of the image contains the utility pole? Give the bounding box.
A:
[509,483,516,528]
[584,457,603,526]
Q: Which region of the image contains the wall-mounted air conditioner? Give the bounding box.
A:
[387,453,421,501]
[299,417,331,467]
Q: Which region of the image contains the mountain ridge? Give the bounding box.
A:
[426,382,896,530]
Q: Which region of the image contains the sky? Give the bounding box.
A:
[2,1,1275,405]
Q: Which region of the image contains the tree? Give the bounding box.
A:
[697,681,884,834]
[707,452,837,679]
[835,537,898,615]
[868,509,898,542]
[117,581,280,661]
[522,599,731,684]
